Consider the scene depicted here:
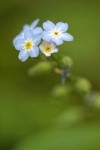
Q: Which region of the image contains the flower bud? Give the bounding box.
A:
[61,56,73,68]
[28,61,53,77]
[52,85,69,99]
[75,78,91,94]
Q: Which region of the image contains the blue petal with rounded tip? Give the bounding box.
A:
[43,20,55,30]
[56,22,68,32]
[14,38,24,51]
[62,33,74,41]
[13,35,20,45]
[18,50,29,62]
[29,47,39,57]
[13,31,24,45]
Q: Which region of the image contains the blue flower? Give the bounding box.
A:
[42,20,73,45]
[13,19,43,45]
[14,29,42,62]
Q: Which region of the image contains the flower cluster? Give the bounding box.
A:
[13,18,100,122]
[13,19,73,62]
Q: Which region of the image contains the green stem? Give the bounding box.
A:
[51,54,62,68]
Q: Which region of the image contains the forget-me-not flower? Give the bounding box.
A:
[14,29,42,62]
[42,20,73,45]
[39,41,58,57]
[13,19,43,45]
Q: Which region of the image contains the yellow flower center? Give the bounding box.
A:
[44,45,52,53]
[25,41,33,50]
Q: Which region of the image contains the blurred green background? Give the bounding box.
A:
[0,0,100,149]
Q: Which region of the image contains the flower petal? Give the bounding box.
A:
[62,33,74,41]
[33,27,43,35]
[24,29,34,40]
[50,42,56,49]
[13,35,21,45]
[51,38,63,45]
[40,50,51,57]
[42,31,51,41]
[29,47,39,57]
[52,48,58,53]
[23,25,30,31]
[43,20,55,30]
[30,19,39,29]
[33,34,42,45]
[18,50,29,62]
[56,22,68,32]
[14,38,24,51]
[44,53,51,57]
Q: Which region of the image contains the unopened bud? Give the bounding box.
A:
[75,78,91,94]
[52,85,69,99]
[28,61,53,77]
[61,56,73,68]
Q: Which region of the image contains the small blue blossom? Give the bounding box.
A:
[42,20,73,45]
[13,19,43,45]
[14,29,42,62]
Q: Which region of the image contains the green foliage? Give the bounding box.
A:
[13,125,100,150]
